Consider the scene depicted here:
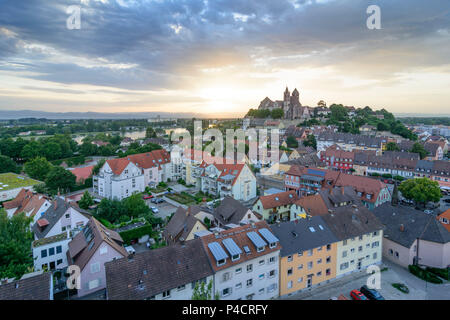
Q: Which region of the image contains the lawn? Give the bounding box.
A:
[0,173,41,191]
[166,192,197,205]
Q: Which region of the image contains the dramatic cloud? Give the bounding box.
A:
[0,0,449,115]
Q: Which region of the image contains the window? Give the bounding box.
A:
[297,277,303,283]
[372,241,380,248]
[373,231,378,237]
[231,254,240,261]
[287,281,293,289]
[326,256,331,264]
[350,260,355,264]
[326,268,331,276]
[287,268,293,276]
[56,259,63,266]
[373,253,378,260]
[258,273,265,280]
[307,249,313,256]
[246,279,253,287]
[307,262,313,270]
[350,248,355,253]
[56,246,62,254]
[177,285,185,291]
[235,268,242,274]
[257,246,264,252]
[90,262,100,274]
[317,271,322,277]
[41,249,47,258]
[88,279,100,290]
[267,284,277,293]
[217,259,226,267]
[340,262,349,270]
[317,246,322,252]
[317,258,322,264]
[342,251,347,258]
[49,247,55,256]
[259,259,265,266]
[222,272,231,282]
[326,244,331,251]
[287,255,293,262]
[359,235,363,241]
[343,240,348,246]
[389,249,393,256]
[100,246,107,255]
[358,246,363,252]
[298,264,303,270]
[235,283,242,289]
[395,251,399,258]
[298,251,303,257]
[162,290,171,298]
[259,288,265,294]
[247,264,253,272]
[269,270,276,278]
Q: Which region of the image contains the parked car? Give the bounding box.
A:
[151,207,159,213]
[350,289,368,300]
[143,194,153,200]
[360,285,385,300]
[424,209,433,215]
[152,198,165,204]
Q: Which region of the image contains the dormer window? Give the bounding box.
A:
[217,258,226,266]
[231,254,240,261]
[269,242,277,249]
[257,246,264,253]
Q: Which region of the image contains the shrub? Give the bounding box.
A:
[426,267,449,280]
[98,218,114,229]
[408,265,443,284]
[119,224,154,245]
[392,283,409,294]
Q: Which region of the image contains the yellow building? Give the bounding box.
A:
[270,217,339,296]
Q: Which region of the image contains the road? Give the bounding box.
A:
[145,198,178,219]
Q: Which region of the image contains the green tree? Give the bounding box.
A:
[45,166,76,194]
[410,142,428,160]
[191,279,217,300]
[286,136,298,148]
[0,210,34,279]
[78,191,94,209]
[24,157,53,181]
[42,142,62,160]
[123,193,150,218]
[398,178,442,207]
[92,159,106,175]
[271,108,284,119]
[0,155,19,174]
[303,134,317,150]
[146,126,157,138]
[385,142,400,151]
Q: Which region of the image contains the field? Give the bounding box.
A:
[0,173,41,191]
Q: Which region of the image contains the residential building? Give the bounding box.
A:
[2,188,51,224]
[319,145,355,172]
[93,150,173,200]
[105,238,214,300]
[162,207,209,245]
[69,165,94,184]
[320,205,384,278]
[32,232,71,271]
[32,197,91,240]
[373,204,450,269]
[316,131,386,155]
[252,190,299,222]
[0,172,42,202]
[437,209,450,232]
[67,217,128,298]
[270,217,338,296]
[199,161,256,201]
[0,271,53,300]
[213,196,262,228]
[200,221,281,300]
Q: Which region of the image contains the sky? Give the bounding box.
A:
[0,0,449,117]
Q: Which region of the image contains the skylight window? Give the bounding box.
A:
[309,227,316,232]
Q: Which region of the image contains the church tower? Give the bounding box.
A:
[283,86,290,102]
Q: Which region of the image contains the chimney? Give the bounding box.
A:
[341,187,345,195]
[399,224,405,232]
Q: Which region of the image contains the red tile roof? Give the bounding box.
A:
[437,209,450,232]
[69,165,94,183]
[259,190,299,210]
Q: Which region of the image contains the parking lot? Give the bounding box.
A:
[144,197,178,219]
[281,260,450,300]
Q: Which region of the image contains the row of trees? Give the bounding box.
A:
[385,141,429,159]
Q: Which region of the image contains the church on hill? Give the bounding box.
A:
[257,87,312,120]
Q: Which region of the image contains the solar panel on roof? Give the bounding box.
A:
[247,231,267,248]
[222,238,242,256]
[208,242,228,261]
[307,169,326,177]
[259,228,279,244]
[243,246,251,254]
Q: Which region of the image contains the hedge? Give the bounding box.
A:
[408,265,443,284]
[426,267,450,280]
[119,224,154,244]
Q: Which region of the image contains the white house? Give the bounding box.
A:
[32,232,71,272]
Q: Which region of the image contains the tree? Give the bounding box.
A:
[123,193,150,218]
[191,279,218,300]
[410,142,428,160]
[286,136,298,148]
[24,157,53,181]
[42,142,62,160]
[0,210,34,279]
[146,126,157,138]
[385,142,400,151]
[45,166,77,194]
[0,155,18,174]
[303,134,317,150]
[78,191,94,209]
[92,159,106,175]
[271,108,284,119]
[398,178,442,207]
[317,100,326,107]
